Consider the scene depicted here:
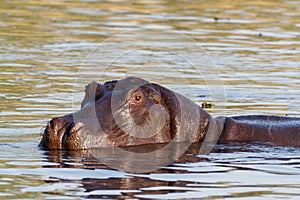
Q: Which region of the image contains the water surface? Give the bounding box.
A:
[0,0,299,199]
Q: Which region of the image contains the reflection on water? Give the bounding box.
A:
[1,143,299,199]
[0,0,299,199]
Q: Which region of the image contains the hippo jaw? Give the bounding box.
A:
[39,115,107,150]
[39,77,176,150]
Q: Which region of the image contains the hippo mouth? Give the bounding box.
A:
[40,114,115,150]
[62,122,85,148]
[40,117,88,150]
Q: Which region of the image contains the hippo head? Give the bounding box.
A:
[39,77,212,150]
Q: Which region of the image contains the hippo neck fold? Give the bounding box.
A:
[153,83,213,143]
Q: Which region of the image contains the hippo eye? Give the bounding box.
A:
[131,91,144,104]
[135,95,142,102]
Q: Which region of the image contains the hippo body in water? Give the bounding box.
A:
[39,77,300,150]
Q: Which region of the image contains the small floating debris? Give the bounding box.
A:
[213,17,230,23]
[202,101,215,108]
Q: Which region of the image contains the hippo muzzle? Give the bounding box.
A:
[41,115,79,149]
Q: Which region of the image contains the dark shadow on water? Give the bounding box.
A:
[42,143,204,199]
[43,142,205,170]
[40,142,300,199]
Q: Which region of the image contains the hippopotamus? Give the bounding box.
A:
[39,77,300,150]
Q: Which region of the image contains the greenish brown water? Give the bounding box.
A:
[0,0,300,199]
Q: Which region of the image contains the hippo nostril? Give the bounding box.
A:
[70,122,84,133]
[48,116,74,132]
[46,118,62,136]
[48,118,58,132]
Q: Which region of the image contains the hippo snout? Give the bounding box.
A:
[39,114,84,150]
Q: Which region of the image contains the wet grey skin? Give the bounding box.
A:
[39,77,300,150]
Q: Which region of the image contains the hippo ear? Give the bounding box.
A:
[104,80,118,90]
[81,81,104,108]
